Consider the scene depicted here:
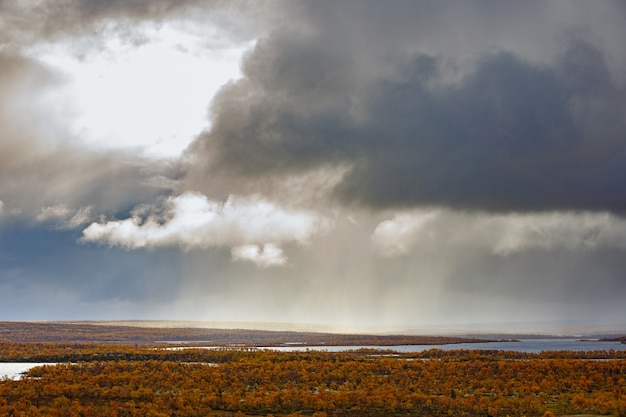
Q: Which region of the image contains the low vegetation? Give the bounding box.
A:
[0,343,625,416]
[1,322,624,416]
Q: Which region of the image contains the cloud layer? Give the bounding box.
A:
[187,1,626,213]
[372,210,626,256]
[82,192,329,266]
[1,1,626,328]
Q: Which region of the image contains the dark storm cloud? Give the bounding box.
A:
[189,29,358,175]
[337,45,626,211]
[187,1,626,213]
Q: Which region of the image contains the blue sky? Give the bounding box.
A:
[1,0,625,331]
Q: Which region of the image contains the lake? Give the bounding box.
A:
[1,339,623,379]
[263,338,626,353]
[0,363,56,380]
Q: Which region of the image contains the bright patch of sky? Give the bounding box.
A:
[27,23,250,159]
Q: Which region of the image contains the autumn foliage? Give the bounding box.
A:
[1,343,626,417]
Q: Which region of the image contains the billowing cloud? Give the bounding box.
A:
[372,210,626,256]
[82,192,329,264]
[186,1,626,214]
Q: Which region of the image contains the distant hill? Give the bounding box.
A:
[600,335,626,343]
[0,321,496,346]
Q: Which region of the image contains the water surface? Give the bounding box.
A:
[264,339,626,353]
[0,363,55,380]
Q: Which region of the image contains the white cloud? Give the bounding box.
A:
[370,210,439,256]
[0,200,4,215]
[231,243,287,268]
[37,204,93,229]
[82,192,330,264]
[490,212,626,254]
[372,210,626,256]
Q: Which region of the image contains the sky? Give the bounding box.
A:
[1,0,626,332]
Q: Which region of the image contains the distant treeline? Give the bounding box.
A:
[2,342,626,363]
[601,335,626,344]
[0,321,493,346]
